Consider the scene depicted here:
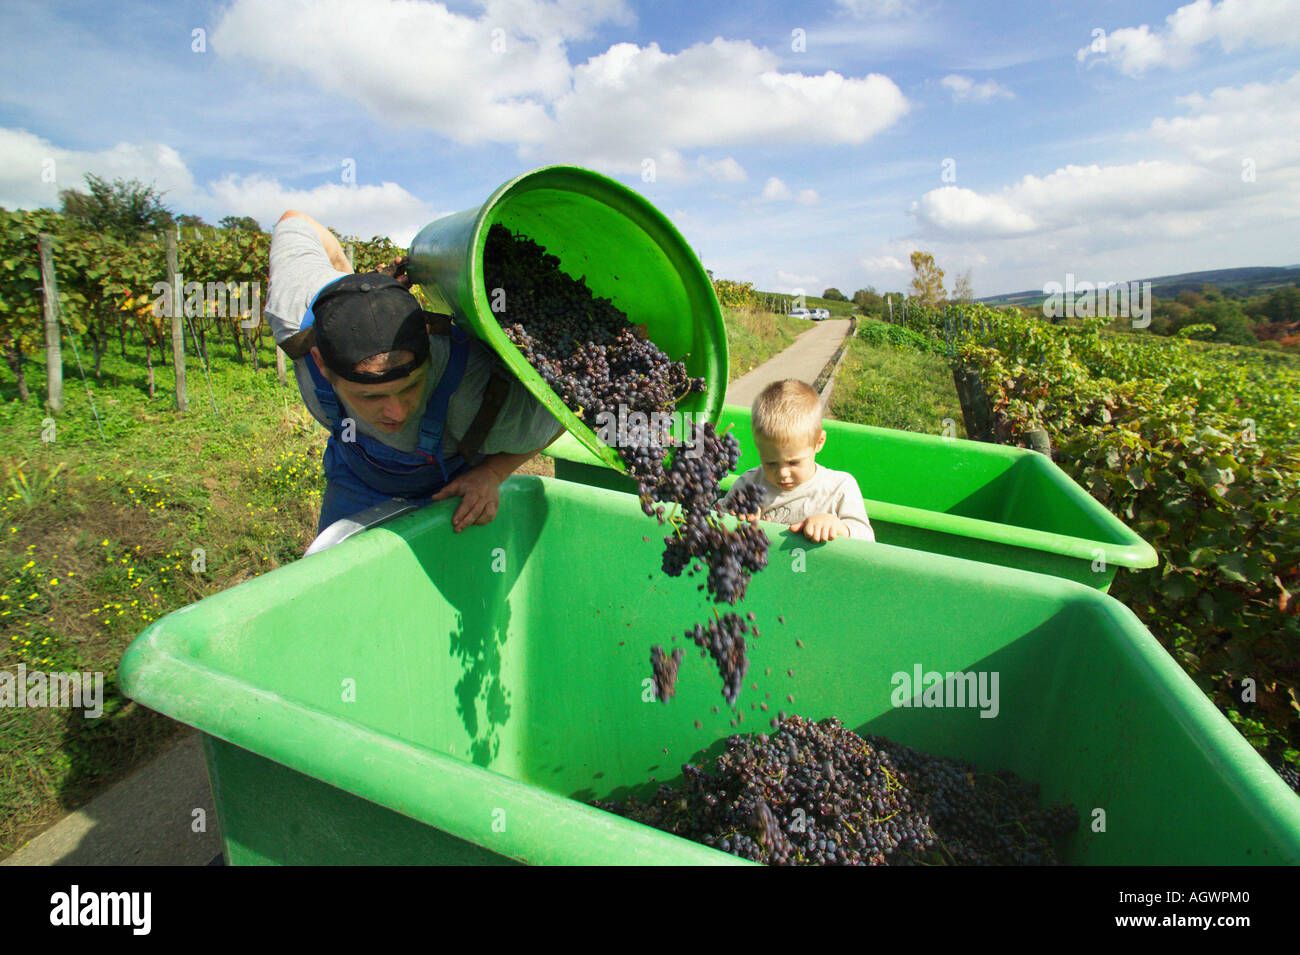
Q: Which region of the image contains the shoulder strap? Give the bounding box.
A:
[457,372,511,462]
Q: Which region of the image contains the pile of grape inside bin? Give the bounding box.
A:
[483,224,768,707]
[595,715,1080,866]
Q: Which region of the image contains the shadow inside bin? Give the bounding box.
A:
[446,599,513,767]
[410,477,549,769]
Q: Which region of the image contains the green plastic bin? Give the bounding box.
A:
[407,165,727,473]
[543,404,1158,591]
[119,477,1298,865]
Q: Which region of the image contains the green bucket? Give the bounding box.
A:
[407,165,727,472]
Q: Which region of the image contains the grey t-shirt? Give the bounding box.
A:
[264,216,562,458]
[719,463,876,541]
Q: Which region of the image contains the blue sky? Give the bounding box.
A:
[1,0,1297,297]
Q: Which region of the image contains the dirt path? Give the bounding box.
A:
[725,319,851,408]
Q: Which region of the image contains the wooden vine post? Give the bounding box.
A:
[38,234,63,414]
[166,229,188,412]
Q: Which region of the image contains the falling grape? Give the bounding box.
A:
[484,225,771,704]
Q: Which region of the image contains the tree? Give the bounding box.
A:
[1264,287,1300,323]
[822,288,847,301]
[59,173,174,239]
[851,287,884,315]
[1182,300,1256,346]
[909,251,945,306]
[220,215,263,232]
[951,269,974,304]
[177,214,211,229]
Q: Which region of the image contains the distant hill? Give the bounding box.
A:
[980,266,1300,307]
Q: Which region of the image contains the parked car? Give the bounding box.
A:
[811,308,830,320]
[790,307,812,319]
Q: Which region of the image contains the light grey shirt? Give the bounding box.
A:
[719,463,876,541]
[264,216,562,458]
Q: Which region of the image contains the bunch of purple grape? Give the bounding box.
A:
[650,646,685,702]
[681,613,756,707]
[595,715,1080,866]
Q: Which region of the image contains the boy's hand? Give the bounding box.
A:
[376,254,412,289]
[790,513,849,543]
[431,464,503,533]
[728,509,760,524]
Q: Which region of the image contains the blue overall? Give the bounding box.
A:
[301,289,476,533]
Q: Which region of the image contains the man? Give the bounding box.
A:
[265,210,564,535]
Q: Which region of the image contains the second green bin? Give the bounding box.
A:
[543,404,1157,591]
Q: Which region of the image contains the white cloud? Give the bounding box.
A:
[912,162,1206,238]
[0,127,439,244]
[542,38,908,167]
[1077,0,1300,75]
[212,0,570,146]
[697,156,747,182]
[912,185,1038,237]
[861,254,910,271]
[0,127,195,213]
[211,3,908,173]
[207,175,440,246]
[911,72,1300,251]
[1150,71,1300,170]
[762,177,792,201]
[758,178,817,204]
[777,269,820,287]
[476,0,635,41]
[835,0,916,17]
[940,74,1013,103]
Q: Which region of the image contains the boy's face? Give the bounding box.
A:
[755,429,826,491]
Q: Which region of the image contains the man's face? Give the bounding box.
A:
[755,429,826,492]
[312,347,427,433]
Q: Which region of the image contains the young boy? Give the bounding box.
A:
[719,380,875,543]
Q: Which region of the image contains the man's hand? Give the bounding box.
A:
[376,254,412,289]
[789,513,849,543]
[431,463,505,533]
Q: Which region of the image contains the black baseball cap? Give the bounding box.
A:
[308,273,431,383]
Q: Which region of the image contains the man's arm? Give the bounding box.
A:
[277,210,353,274]
[479,434,562,483]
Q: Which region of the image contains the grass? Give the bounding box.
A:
[0,328,326,858]
[828,335,966,437]
[723,306,820,381]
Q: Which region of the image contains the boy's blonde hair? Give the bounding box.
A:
[752,380,823,447]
